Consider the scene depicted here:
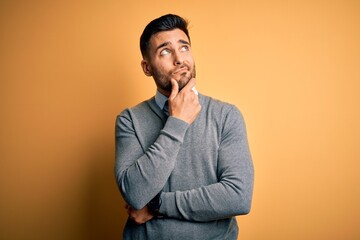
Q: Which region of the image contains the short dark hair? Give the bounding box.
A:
[140,14,190,59]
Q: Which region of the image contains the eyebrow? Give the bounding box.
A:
[155,41,171,52]
[155,39,190,52]
[179,39,190,45]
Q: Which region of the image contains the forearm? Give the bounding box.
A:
[159,162,254,222]
[115,114,189,210]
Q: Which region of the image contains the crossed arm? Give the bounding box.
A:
[115,79,254,224]
[115,110,253,223]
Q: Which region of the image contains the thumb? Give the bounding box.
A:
[168,79,179,100]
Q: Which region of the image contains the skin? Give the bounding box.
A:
[141,28,196,96]
[126,28,202,224]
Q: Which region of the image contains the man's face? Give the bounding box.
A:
[142,28,196,96]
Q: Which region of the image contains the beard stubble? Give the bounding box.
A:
[152,65,196,93]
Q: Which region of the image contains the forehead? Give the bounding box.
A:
[149,29,189,49]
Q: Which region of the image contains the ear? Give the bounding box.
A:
[141,59,152,77]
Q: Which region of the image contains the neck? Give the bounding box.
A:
[157,88,171,97]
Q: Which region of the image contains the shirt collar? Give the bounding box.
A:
[155,90,168,110]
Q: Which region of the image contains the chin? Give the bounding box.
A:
[178,79,189,90]
[178,74,192,89]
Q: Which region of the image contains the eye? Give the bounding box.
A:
[180,45,189,52]
[160,49,171,56]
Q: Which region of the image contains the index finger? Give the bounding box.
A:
[168,78,179,101]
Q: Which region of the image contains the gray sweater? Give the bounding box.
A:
[115,94,254,240]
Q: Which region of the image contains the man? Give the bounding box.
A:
[115,14,254,240]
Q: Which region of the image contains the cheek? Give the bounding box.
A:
[184,54,194,64]
[153,58,173,71]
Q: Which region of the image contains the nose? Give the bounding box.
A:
[174,51,183,65]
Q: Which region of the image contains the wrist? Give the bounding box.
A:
[147,192,163,218]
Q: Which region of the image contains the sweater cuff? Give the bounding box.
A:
[159,191,178,218]
[161,116,189,142]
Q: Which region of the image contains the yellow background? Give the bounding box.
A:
[1,0,359,239]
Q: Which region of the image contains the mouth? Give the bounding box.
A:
[173,66,189,75]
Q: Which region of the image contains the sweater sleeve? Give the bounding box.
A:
[115,110,189,210]
[159,106,254,222]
